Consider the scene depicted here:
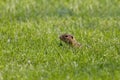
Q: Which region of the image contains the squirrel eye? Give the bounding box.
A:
[65,35,68,37]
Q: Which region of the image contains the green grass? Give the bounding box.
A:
[0,0,120,80]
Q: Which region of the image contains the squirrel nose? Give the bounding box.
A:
[59,36,62,40]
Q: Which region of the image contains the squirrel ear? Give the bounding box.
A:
[71,36,73,39]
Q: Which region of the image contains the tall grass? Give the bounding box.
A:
[0,0,120,80]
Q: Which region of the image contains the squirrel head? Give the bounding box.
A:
[59,34,74,44]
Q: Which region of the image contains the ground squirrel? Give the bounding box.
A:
[59,34,81,48]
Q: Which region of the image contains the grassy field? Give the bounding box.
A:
[0,0,120,80]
